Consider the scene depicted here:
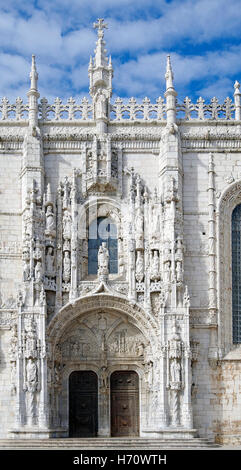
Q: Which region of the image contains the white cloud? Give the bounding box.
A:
[0,1,240,102]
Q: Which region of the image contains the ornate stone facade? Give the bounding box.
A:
[0,19,241,444]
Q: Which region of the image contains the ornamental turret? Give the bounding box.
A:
[164,55,177,126]
[89,19,113,132]
[27,55,40,129]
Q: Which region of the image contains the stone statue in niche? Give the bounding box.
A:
[100,366,108,389]
[135,250,144,282]
[135,208,144,249]
[96,92,107,120]
[150,250,160,281]
[33,238,42,261]
[25,319,38,359]
[26,358,38,392]
[63,209,71,240]
[150,205,160,242]
[45,205,55,233]
[45,246,55,277]
[22,245,30,281]
[144,360,153,388]
[169,323,182,389]
[35,260,42,282]
[170,358,181,384]
[98,242,109,276]
[63,251,71,283]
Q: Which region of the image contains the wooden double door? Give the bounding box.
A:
[69,370,139,437]
[110,370,139,437]
[69,371,98,437]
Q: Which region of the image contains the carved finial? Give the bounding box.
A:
[234,81,241,120]
[30,54,38,92]
[234,80,241,93]
[27,54,39,127]
[93,18,108,38]
[164,55,177,125]
[165,55,174,90]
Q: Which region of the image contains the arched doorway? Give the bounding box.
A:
[69,371,98,437]
[110,370,139,437]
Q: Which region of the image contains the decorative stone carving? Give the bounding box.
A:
[135,250,144,282]
[63,209,71,240]
[63,251,71,283]
[45,205,55,237]
[150,250,160,281]
[45,246,55,277]
[9,324,17,394]
[35,260,43,282]
[98,242,109,277]
[135,208,144,249]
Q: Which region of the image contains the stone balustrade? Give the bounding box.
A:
[0,93,240,122]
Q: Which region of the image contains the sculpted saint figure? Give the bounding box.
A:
[63,251,71,283]
[46,205,55,232]
[98,242,109,275]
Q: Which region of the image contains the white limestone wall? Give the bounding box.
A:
[0,152,22,305]
[183,151,210,308]
[0,328,15,438]
[44,153,83,196]
[122,152,159,197]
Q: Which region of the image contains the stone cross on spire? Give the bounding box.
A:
[93,18,108,38]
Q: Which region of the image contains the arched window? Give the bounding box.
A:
[88,217,118,275]
[232,204,241,343]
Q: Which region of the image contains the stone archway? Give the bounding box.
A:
[47,294,159,436]
[217,180,241,354]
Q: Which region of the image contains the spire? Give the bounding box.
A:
[165,55,174,92]
[89,18,113,99]
[93,18,108,68]
[30,54,38,92]
[27,54,40,129]
[164,55,177,125]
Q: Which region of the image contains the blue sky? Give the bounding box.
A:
[0,0,241,104]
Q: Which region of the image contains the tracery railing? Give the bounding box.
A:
[0,94,239,121]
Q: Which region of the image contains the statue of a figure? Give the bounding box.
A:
[150,205,160,241]
[96,92,107,120]
[46,246,55,277]
[100,366,108,389]
[169,323,182,360]
[26,358,38,393]
[170,359,181,384]
[135,250,144,282]
[63,251,71,283]
[45,205,55,232]
[144,361,153,387]
[25,319,38,359]
[35,260,42,282]
[98,242,109,275]
[135,208,144,249]
[63,210,71,240]
[150,250,160,281]
[22,246,30,281]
